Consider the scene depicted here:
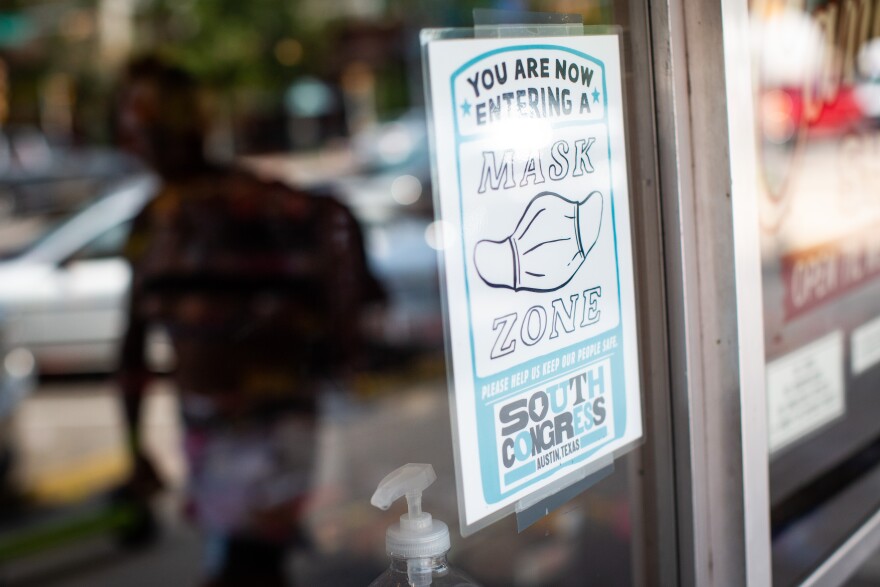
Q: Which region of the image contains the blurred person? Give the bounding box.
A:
[114,56,383,587]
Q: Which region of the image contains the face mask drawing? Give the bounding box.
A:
[474,191,603,292]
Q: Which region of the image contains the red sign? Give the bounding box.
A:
[782,223,880,320]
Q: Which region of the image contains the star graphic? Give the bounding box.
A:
[592,88,601,104]
[461,100,472,116]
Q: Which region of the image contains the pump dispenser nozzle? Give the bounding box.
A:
[371,464,451,586]
[372,463,436,528]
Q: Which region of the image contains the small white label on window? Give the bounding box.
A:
[852,315,880,376]
[767,331,845,454]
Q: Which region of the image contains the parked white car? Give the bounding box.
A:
[0,175,160,374]
[0,170,441,375]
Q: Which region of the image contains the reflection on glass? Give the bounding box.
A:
[0,2,639,586]
[752,0,880,584]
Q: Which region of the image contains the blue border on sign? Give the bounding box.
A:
[448,44,628,503]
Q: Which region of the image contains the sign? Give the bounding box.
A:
[424,33,642,532]
[781,220,880,321]
[766,331,845,454]
[852,314,880,376]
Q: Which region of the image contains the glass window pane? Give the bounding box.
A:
[0,2,670,586]
[749,0,880,582]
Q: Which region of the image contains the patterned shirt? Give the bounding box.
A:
[120,166,382,421]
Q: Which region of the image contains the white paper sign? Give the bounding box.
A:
[766,331,845,454]
[852,314,880,376]
[424,34,643,532]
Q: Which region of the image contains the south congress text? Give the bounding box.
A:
[498,360,610,472]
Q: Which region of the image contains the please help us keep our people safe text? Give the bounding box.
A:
[425,34,643,533]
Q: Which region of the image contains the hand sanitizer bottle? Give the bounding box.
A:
[368,463,480,587]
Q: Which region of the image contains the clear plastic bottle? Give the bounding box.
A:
[368,463,480,587]
[369,552,479,587]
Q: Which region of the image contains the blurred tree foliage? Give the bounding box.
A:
[139,0,317,90]
[2,0,611,143]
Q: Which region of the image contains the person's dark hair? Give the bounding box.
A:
[115,55,207,176]
[124,55,196,88]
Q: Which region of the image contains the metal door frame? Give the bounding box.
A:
[646,0,773,583]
